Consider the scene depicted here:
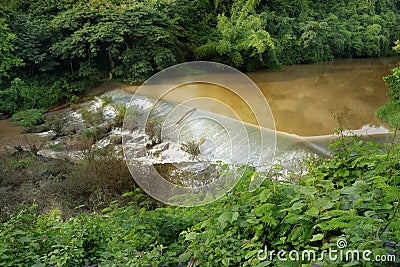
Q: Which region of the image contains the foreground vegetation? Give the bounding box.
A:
[0,137,399,266]
[1,0,400,115]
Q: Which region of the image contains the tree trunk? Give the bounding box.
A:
[108,50,114,80]
[69,59,74,75]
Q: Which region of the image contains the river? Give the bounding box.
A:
[0,57,398,154]
[125,57,397,136]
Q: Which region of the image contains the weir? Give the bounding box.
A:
[105,88,393,168]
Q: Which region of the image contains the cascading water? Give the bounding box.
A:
[103,88,393,168]
[103,88,324,197]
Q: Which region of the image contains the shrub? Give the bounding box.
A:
[180,139,203,159]
[0,78,64,115]
[47,113,68,137]
[79,107,104,128]
[6,136,46,156]
[112,103,127,127]
[376,65,400,129]
[23,136,46,156]
[0,147,141,217]
[145,117,162,146]
[11,109,45,127]
[100,96,113,106]
[376,43,400,129]
[82,127,103,141]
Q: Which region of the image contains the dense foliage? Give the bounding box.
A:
[11,109,45,127]
[0,138,399,266]
[1,0,400,114]
[377,44,400,129]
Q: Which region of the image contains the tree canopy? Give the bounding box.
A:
[0,18,23,78]
[0,0,400,114]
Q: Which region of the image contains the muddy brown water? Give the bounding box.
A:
[0,120,25,152]
[132,57,397,136]
[249,57,397,136]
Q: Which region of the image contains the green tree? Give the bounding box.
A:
[12,17,58,75]
[50,1,184,83]
[300,20,332,62]
[195,0,279,70]
[0,18,24,78]
[0,78,63,114]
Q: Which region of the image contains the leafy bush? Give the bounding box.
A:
[377,65,400,129]
[11,109,45,127]
[0,138,398,266]
[82,127,103,141]
[8,155,35,170]
[0,78,60,115]
[112,103,127,127]
[0,76,97,116]
[79,107,104,128]
[100,96,113,106]
[176,138,400,266]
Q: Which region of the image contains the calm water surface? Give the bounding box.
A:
[248,57,398,136]
[147,57,398,136]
